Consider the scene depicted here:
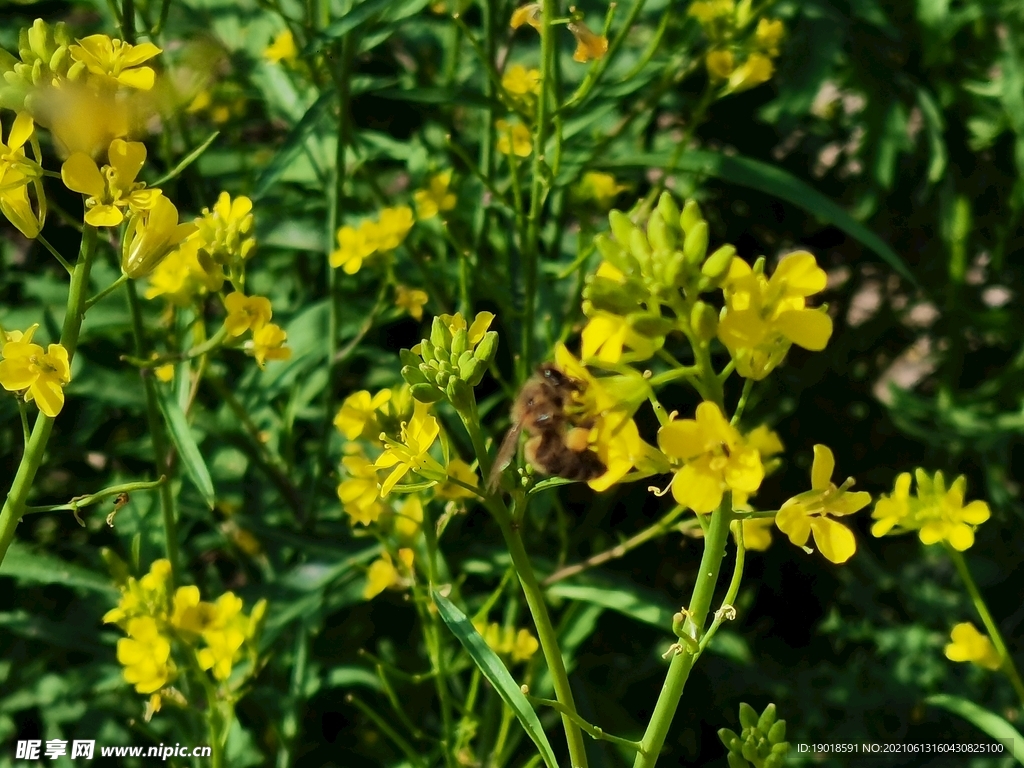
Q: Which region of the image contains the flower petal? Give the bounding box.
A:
[775,503,810,547]
[671,462,722,514]
[810,444,834,491]
[809,517,856,563]
[61,152,106,197]
[85,204,124,228]
[8,112,34,151]
[109,139,147,183]
[774,308,833,351]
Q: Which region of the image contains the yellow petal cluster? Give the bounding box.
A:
[657,401,766,513]
[338,453,386,525]
[414,171,456,220]
[364,548,415,600]
[0,112,46,238]
[501,64,542,97]
[495,119,532,157]
[61,139,160,227]
[473,620,540,664]
[945,623,1002,670]
[223,292,273,337]
[69,35,162,91]
[0,328,71,417]
[330,206,414,274]
[375,402,445,496]
[871,469,990,551]
[248,323,291,368]
[775,445,870,564]
[395,285,429,320]
[718,251,832,380]
[264,29,298,65]
[335,389,392,440]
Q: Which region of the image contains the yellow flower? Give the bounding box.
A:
[376,206,415,251]
[437,311,495,349]
[145,237,224,305]
[688,0,734,23]
[657,401,765,514]
[248,323,291,368]
[69,35,162,90]
[575,171,625,209]
[568,22,609,63]
[395,495,424,541]
[0,336,71,417]
[510,3,542,30]
[61,139,160,227]
[705,49,735,80]
[740,517,774,551]
[338,454,385,525]
[718,251,832,380]
[775,445,870,564]
[496,119,532,157]
[116,616,174,694]
[169,585,216,634]
[375,402,445,496]
[727,53,774,92]
[0,112,45,239]
[329,223,376,274]
[194,192,256,267]
[264,29,298,64]
[945,623,1002,670]
[195,593,248,681]
[223,292,273,337]
[581,311,658,364]
[511,628,540,662]
[435,458,479,500]
[754,18,785,56]
[364,548,415,600]
[472,621,540,664]
[871,470,990,551]
[121,195,196,278]
[334,389,392,440]
[502,64,542,97]
[103,559,173,627]
[414,170,457,220]
[394,285,429,320]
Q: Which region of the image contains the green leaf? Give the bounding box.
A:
[375,87,497,109]
[252,90,335,200]
[433,591,559,768]
[151,131,220,186]
[915,87,947,183]
[603,149,916,284]
[0,544,118,596]
[325,666,383,691]
[313,0,393,46]
[157,391,215,509]
[926,694,1024,765]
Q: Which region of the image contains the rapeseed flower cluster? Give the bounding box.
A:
[104,559,266,705]
[472,620,540,665]
[688,1,785,93]
[0,324,71,417]
[510,4,608,63]
[330,206,415,274]
[870,469,990,551]
[0,112,46,238]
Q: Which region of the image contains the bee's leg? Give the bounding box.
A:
[565,426,591,453]
[523,434,546,469]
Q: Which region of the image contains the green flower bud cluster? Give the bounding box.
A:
[0,20,78,112]
[718,702,789,768]
[401,314,498,408]
[582,192,737,353]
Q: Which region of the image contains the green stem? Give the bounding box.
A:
[125,280,180,585]
[347,694,425,768]
[947,546,1024,708]
[84,273,129,310]
[632,498,733,768]
[37,234,74,274]
[0,225,98,569]
[24,477,166,514]
[695,521,744,660]
[276,625,309,768]
[421,504,457,768]
[520,0,558,379]
[528,696,645,753]
[730,378,754,425]
[456,398,588,768]
[124,324,229,367]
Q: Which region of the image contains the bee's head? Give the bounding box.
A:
[536,363,572,389]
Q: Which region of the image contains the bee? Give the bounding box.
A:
[487,363,606,491]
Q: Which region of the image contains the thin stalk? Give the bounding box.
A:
[347,694,426,768]
[37,234,74,274]
[947,546,1024,708]
[695,521,744,660]
[520,0,558,379]
[456,398,588,768]
[528,696,645,753]
[276,625,309,768]
[422,503,457,768]
[632,498,733,768]
[0,226,97,568]
[126,279,181,584]
[730,378,754,425]
[25,477,166,514]
[85,273,129,310]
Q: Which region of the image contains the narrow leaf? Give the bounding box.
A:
[433,591,559,768]
[152,131,220,186]
[926,694,1024,765]
[916,87,947,183]
[157,391,216,508]
[603,150,916,284]
[0,544,118,595]
[311,0,393,47]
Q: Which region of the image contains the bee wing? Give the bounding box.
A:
[487,423,524,492]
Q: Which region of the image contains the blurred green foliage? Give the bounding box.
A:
[2,0,1024,766]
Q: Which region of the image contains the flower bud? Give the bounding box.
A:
[401,365,429,386]
[419,339,437,363]
[738,703,759,730]
[683,221,708,267]
[608,209,635,245]
[690,300,718,343]
[594,233,634,275]
[446,378,473,410]
[473,330,498,365]
[400,348,421,368]
[726,753,749,768]
[411,383,444,403]
[680,199,703,234]
[701,243,736,284]
[767,721,786,744]
[450,327,468,360]
[657,192,681,232]
[763,754,784,768]
[647,207,676,252]
[718,728,742,753]
[629,227,651,269]
[628,312,673,338]
[757,703,777,732]
[583,274,646,315]
[430,316,452,351]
